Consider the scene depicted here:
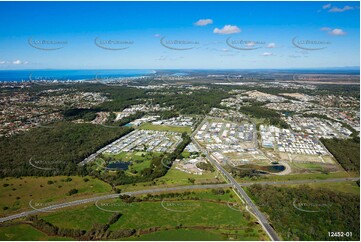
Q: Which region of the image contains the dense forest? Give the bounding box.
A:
[239,105,289,129]
[0,122,132,177]
[151,89,229,115]
[247,184,360,241]
[27,214,135,240]
[68,84,229,115]
[321,138,360,173]
[63,108,100,121]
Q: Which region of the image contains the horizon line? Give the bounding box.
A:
[0,67,360,71]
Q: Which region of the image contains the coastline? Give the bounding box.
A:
[0,69,156,82]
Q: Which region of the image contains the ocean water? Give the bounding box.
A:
[0,69,156,82]
[0,69,358,82]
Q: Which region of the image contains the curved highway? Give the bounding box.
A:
[0,184,231,223]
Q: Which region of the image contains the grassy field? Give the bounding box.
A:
[138,123,192,133]
[126,228,264,241]
[284,181,360,195]
[109,200,244,229]
[291,163,323,170]
[131,160,152,173]
[181,151,191,158]
[115,164,222,192]
[259,180,360,196]
[0,176,112,216]
[104,151,161,162]
[157,166,219,184]
[0,224,73,241]
[277,152,336,164]
[288,162,342,174]
[39,204,112,230]
[101,152,164,174]
[38,190,266,240]
[40,190,240,231]
[123,228,225,240]
[236,171,355,183]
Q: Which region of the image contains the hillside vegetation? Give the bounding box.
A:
[246,184,360,241]
[0,122,132,177]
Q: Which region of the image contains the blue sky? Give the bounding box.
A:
[0,1,359,69]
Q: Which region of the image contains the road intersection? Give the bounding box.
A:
[0,115,359,241]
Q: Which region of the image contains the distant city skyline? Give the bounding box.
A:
[0,1,359,70]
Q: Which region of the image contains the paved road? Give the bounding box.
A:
[0,184,231,223]
[2,117,357,238]
[191,118,360,241]
[239,177,360,186]
[191,119,281,241]
[1,175,358,227]
[199,148,281,240]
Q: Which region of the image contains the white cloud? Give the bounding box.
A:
[213,25,241,34]
[261,52,273,56]
[154,34,161,38]
[322,3,332,9]
[321,27,346,35]
[267,43,276,48]
[329,28,346,35]
[329,5,354,12]
[194,19,213,26]
[0,61,6,64]
[12,60,22,65]
[11,60,28,65]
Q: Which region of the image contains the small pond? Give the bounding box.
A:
[107,161,131,170]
